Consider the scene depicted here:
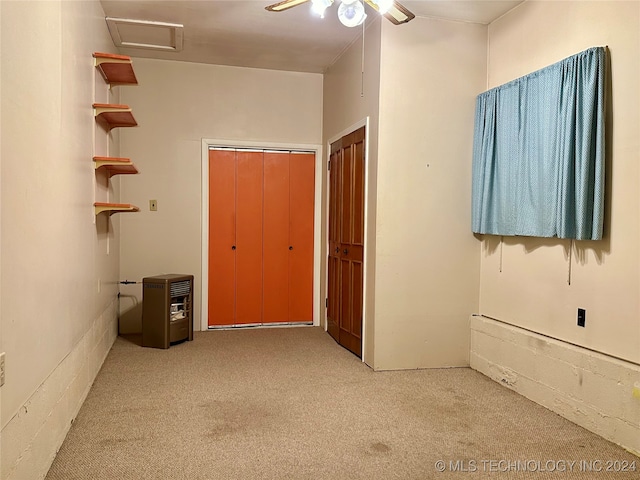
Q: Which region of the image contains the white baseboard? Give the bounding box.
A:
[1,300,118,480]
[470,315,640,456]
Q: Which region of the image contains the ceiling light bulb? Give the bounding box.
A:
[338,0,366,27]
[311,0,332,18]
[373,0,393,14]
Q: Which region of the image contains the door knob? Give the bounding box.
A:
[343,249,349,255]
[289,246,293,251]
[231,245,236,250]
[335,247,339,253]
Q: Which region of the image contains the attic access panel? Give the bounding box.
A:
[106,17,184,52]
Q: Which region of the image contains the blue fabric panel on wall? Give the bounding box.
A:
[471,47,605,240]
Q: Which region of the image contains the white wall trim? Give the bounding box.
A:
[200,138,324,332]
[326,117,370,365]
[470,315,640,456]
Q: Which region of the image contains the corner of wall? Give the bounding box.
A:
[1,301,118,480]
[470,315,640,456]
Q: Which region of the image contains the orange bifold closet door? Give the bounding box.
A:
[208,148,315,327]
[208,149,236,326]
[287,152,315,322]
[235,151,264,324]
[263,152,290,323]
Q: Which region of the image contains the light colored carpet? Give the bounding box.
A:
[46,327,638,479]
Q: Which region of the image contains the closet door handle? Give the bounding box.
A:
[335,247,339,253]
[289,246,293,251]
[231,245,236,250]
[343,249,349,255]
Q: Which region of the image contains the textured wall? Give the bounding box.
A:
[471,315,640,455]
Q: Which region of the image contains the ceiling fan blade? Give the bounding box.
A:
[265,0,311,12]
[363,0,415,25]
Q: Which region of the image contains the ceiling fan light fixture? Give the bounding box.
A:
[338,0,366,27]
[311,0,333,18]
[372,0,393,14]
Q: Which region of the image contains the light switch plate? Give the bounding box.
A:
[150,200,157,211]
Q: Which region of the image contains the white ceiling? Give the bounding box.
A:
[99,0,524,73]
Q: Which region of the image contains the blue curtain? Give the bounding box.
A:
[471,47,606,240]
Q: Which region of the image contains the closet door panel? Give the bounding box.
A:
[263,152,290,324]
[353,141,365,246]
[288,152,315,322]
[340,144,353,244]
[327,149,341,340]
[208,150,236,327]
[235,151,264,325]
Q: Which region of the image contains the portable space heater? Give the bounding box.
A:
[142,274,194,349]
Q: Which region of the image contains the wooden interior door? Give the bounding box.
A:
[327,127,365,357]
[327,148,341,341]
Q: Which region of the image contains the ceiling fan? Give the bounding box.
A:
[266,0,415,27]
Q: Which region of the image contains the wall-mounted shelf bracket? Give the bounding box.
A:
[94,202,140,216]
[93,52,138,85]
[93,156,139,176]
[93,103,137,130]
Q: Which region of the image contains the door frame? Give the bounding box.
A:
[201,138,323,331]
[325,117,370,364]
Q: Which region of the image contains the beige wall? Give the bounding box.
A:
[372,17,485,370]
[324,16,485,370]
[480,1,640,364]
[1,0,120,478]
[323,18,382,365]
[118,59,323,332]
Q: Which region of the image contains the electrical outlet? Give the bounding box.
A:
[0,352,5,387]
[577,308,586,327]
[150,200,157,211]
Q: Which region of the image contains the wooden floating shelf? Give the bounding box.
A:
[93,52,138,85]
[94,202,140,216]
[93,103,137,130]
[92,53,140,219]
[93,156,139,176]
